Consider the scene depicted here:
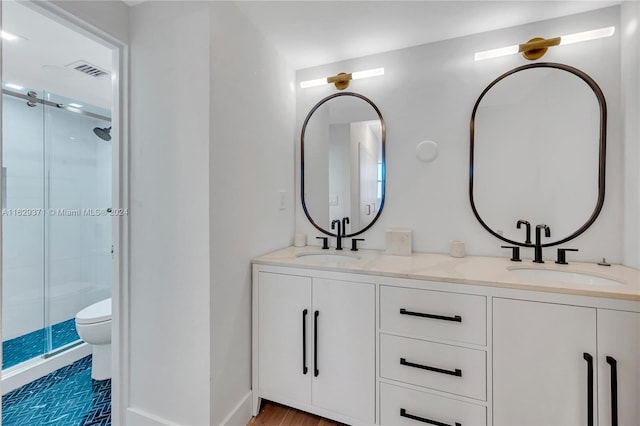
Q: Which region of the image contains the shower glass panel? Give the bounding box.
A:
[43,92,112,354]
[44,93,111,352]
[1,89,46,369]
[1,87,112,368]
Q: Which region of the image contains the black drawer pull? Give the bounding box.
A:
[302,309,308,375]
[400,408,461,426]
[584,353,594,426]
[400,308,462,322]
[606,356,618,426]
[400,358,462,377]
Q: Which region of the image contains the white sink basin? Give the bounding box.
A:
[509,268,623,286]
[296,251,361,262]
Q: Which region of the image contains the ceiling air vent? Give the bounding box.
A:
[66,61,109,78]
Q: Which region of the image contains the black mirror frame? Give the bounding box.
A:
[469,62,607,248]
[301,92,386,238]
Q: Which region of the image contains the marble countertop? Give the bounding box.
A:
[252,246,640,301]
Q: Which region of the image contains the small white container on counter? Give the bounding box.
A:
[294,233,306,247]
[450,240,466,258]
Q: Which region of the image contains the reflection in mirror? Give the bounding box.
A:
[302,92,385,237]
[470,63,606,247]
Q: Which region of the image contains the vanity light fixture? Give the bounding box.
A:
[5,83,24,90]
[300,67,384,90]
[1,31,18,41]
[474,26,615,61]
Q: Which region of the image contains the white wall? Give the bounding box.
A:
[128,2,294,425]
[622,0,640,268]
[210,2,295,424]
[129,1,211,424]
[50,0,129,43]
[296,6,629,264]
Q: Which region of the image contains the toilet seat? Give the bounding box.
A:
[76,298,111,325]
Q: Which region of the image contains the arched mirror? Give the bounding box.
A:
[302,92,385,237]
[470,63,606,247]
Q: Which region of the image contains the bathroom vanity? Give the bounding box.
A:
[251,247,640,426]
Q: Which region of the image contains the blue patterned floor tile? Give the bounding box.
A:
[2,355,111,426]
[3,318,81,369]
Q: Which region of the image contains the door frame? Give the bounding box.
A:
[0,2,129,423]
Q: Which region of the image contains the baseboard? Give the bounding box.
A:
[221,391,253,426]
[126,407,179,425]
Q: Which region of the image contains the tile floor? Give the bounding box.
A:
[3,319,81,369]
[2,356,111,425]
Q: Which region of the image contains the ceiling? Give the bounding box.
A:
[2,0,112,110]
[233,0,621,70]
[1,0,620,109]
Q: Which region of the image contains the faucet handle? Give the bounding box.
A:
[501,245,522,262]
[555,248,578,265]
[316,236,329,250]
[350,238,365,251]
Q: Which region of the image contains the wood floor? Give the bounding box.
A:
[248,401,347,426]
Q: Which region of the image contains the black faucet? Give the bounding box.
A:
[341,217,350,236]
[517,220,532,244]
[331,220,343,250]
[533,224,551,263]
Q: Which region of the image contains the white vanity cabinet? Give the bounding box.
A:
[493,299,640,426]
[597,310,640,426]
[378,285,489,426]
[253,270,375,425]
[252,248,639,426]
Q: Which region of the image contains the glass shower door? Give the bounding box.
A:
[43,92,112,354]
[2,87,112,367]
[1,88,46,369]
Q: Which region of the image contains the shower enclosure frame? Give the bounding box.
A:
[0,1,128,423]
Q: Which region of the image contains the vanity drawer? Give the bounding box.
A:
[380,333,486,400]
[380,382,486,426]
[380,286,486,345]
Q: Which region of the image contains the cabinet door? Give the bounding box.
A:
[493,298,596,426]
[312,278,375,424]
[597,310,640,426]
[258,272,312,404]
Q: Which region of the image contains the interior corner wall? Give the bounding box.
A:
[129,1,211,424]
[295,6,625,264]
[210,2,295,425]
[622,0,640,268]
[50,0,130,42]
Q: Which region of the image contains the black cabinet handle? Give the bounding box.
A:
[400,408,461,426]
[584,353,594,426]
[400,358,462,377]
[606,356,618,426]
[314,310,319,377]
[400,308,462,323]
[302,309,308,375]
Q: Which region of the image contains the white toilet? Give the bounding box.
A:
[75,298,112,380]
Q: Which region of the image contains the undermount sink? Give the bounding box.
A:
[296,251,361,262]
[509,268,623,286]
